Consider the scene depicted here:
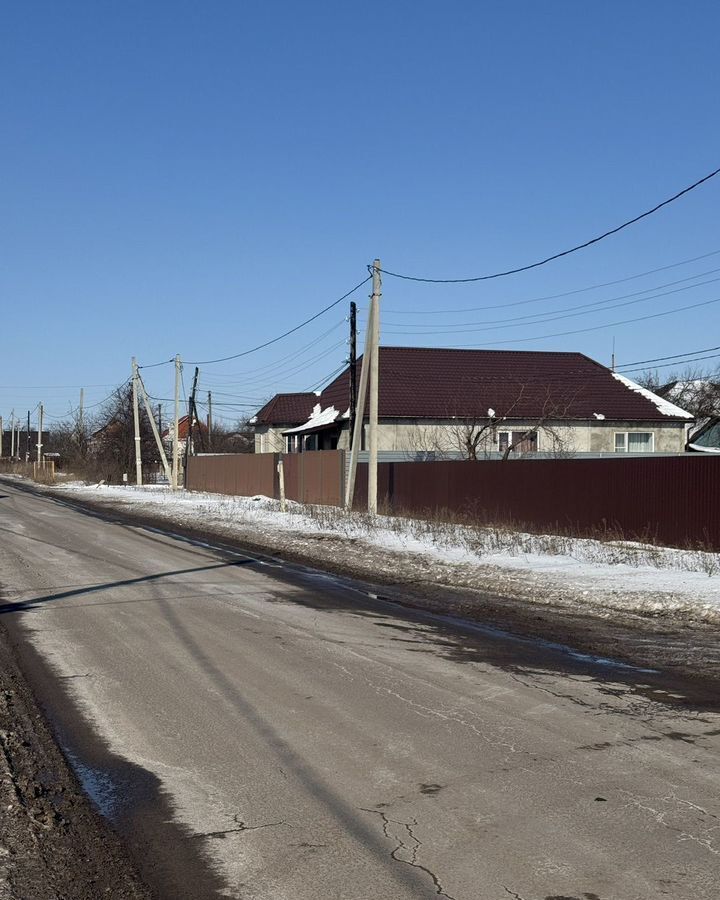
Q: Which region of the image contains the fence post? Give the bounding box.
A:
[278,455,287,512]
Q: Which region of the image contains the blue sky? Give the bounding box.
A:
[2,1,719,424]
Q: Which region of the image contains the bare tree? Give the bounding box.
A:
[434,381,579,461]
[87,385,158,482]
[637,364,720,419]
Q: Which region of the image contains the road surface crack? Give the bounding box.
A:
[202,814,289,839]
[360,807,459,899]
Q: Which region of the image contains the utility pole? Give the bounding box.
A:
[172,354,181,490]
[26,411,30,461]
[9,411,15,459]
[36,404,44,464]
[349,301,357,447]
[0,416,3,459]
[344,299,376,509]
[136,373,172,484]
[157,403,162,437]
[184,366,200,474]
[131,358,143,486]
[367,259,381,515]
[78,388,84,446]
[207,391,212,451]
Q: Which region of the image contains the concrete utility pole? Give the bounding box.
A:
[36,404,44,464]
[344,298,376,510]
[10,412,15,459]
[367,259,381,515]
[131,358,143,486]
[349,301,357,446]
[172,354,181,490]
[137,373,172,484]
[207,391,212,451]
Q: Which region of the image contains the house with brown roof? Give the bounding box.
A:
[249,392,319,453]
[252,348,694,457]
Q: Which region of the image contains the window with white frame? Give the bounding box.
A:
[614,431,654,453]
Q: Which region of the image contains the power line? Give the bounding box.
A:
[383,251,720,315]
[376,166,720,284]
[378,274,720,336]
[618,352,720,374]
[185,275,371,366]
[200,320,346,381]
[617,345,720,368]
[443,295,720,348]
[138,358,175,371]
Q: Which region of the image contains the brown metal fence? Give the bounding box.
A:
[186,454,278,498]
[186,451,345,506]
[354,456,720,549]
[283,450,345,506]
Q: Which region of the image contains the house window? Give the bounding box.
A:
[614,432,654,453]
[498,430,538,454]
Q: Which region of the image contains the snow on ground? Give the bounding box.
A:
[53,481,720,624]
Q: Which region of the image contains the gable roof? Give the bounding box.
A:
[250,392,318,426]
[317,347,693,422]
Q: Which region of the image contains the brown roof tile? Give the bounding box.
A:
[252,392,318,426]
[318,347,692,422]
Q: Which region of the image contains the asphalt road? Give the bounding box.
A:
[0,480,718,900]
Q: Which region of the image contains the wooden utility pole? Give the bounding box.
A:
[344,298,376,510]
[184,367,200,473]
[78,388,84,446]
[349,301,357,447]
[36,404,44,464]
[131,358,143,486]
[26,411,30,461]
[367,259,381,515]
[172,354,181,490]
[207,391,212,450]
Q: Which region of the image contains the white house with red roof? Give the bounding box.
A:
[251,348,694,457]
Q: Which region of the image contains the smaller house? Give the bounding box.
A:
[656,377,720,453]
[162,414,209,457]
[249,393,319,453]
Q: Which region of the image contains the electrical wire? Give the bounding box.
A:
[185,275,371,365]
[382,248,720,314]
[617,345,720,368]
[617,352,720,374]
[200,320,347,383]
[376,166,720,284]
[442,295,720,348]
[378,274,720,336]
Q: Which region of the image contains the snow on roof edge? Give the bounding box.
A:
[611,372,694,419]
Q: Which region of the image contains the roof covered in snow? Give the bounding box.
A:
[313,347,695,422]
[282,404,342,435]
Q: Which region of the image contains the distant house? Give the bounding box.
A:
[251,347,694,457]
[162,414,209,457]
[656,377,720,453]
[249,392,319,453]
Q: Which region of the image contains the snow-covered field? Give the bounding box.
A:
[52,481,720,624]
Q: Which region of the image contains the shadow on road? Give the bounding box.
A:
[0,559,255,615]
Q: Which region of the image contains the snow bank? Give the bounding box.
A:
[55,482,720,622]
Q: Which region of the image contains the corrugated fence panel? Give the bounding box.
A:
[186,454,278,498]
[356,457,720,549]
[187,451,345,506]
